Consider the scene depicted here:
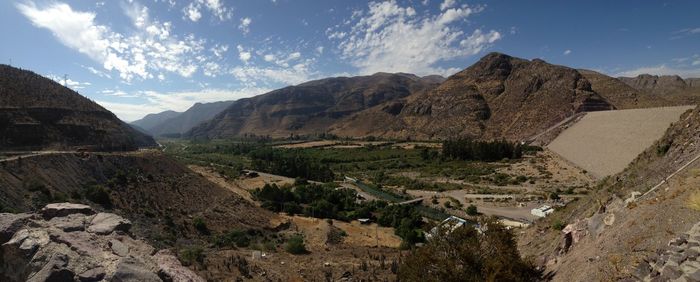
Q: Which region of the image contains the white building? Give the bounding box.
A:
[531,205,554,218]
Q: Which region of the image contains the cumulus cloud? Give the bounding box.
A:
[46,74,92,90]
[237,45,252,63]
[563,49,572,55]
[239,17,252,34]
[17,1,210,82]
[182,0,232,22]
[329,1,500,76]
[440,0,456,11]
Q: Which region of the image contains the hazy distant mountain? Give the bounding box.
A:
[131,110,181,132]
[0,64,156,150]
[187,72,442,138]
[148,101,234,137]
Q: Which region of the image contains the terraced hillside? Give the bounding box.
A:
[547,105,694,177]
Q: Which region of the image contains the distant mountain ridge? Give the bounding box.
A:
[131,110,181,131]
[130,101,234,137]
[187,72,443,138]
[0,64,155,150]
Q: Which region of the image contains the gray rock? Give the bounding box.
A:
[109,239,129,257]
[154,249,205,282]
[660,265,682,280]
[78,267,106,282]
[111,258,161,282]
[632,261,651,279]
[0,213,32,244]
[689,269,700,282]
[48,214,87,232]
[87,213,131,235]
[26,253,73,282]
[41,203,94,219]
[688,248,700,260]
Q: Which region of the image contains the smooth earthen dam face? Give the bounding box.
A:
[547,105,695,178]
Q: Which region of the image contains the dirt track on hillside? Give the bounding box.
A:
[547,105,694,177]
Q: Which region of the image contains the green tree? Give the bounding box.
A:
[398,218,540,281]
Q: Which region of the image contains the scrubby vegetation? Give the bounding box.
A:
[285,234,308,254]
[442,139,523,161]
[398,218,540,281]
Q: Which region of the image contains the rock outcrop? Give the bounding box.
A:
[632,222,700,281]
[0,203,203,282]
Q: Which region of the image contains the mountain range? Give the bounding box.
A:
[131,101,233,137]
[186,52,700,141]
[0,65,155,151]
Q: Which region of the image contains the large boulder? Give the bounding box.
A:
[0,203,204,282]
[87,213,131,235]
[41,203,94,219]
[111,258,161,282]
[154,249,205,282]
[0,213,32,243]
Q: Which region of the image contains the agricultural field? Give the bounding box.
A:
[163,137,591,226]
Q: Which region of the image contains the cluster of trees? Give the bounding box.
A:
[252,182,378,220]
[398,218,541,281]
[252,182,425,245]
[442,139,523,162]
[249,148,334,181]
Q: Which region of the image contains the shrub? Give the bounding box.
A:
[179,246,204,266]
[398,218,540,281]
[84,185,112,209]
[193,217,210,235]
[552,220,566,231]
[285,234,308,254]
[549,192,560,201]
[466,204,478,216]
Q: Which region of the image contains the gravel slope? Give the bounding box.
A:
[547,105,694,177]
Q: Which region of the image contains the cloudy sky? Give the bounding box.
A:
[2,0,699,121]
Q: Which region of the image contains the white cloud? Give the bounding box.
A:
[264,54,276,62]
[18,1,210,82]
[46,74,92,89]
[330,1,500,76]
[183,0,232,22]
[237,45,252,63]
[440,0,456,11]
[316,46,324,54]
[97,87,270,121]
[563,49,572,55]
[239,17,252,34]
[210,44,229,58]
[615,65,700,78]
[183,2,201,22]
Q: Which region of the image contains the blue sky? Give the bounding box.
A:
[1,0,699,121]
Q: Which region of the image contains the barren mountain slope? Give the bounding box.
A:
[619,74,700,105]
[0,65,155,150]
[147,101,234,137]
[578,69,676,109]
[187,72,441,138]
[0,152,273,246]
[335,53,613,140]
[130,110,181,132]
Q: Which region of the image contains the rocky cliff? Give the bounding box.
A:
[0,203,203,282]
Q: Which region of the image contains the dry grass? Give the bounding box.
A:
[687,190,700,211]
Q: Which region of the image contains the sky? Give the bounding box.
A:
[1,0,699,121]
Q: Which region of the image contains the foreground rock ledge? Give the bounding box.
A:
[0,203,204,282]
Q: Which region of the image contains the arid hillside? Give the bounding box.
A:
[187,72,441,139]
[0,152,273,246]
[0,65,156,151]
[188,52,695,142]
[519,105,700,281]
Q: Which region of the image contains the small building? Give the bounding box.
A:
[425,216,469,240]
[531,205,554,218]
[358,218,371,224]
